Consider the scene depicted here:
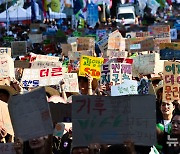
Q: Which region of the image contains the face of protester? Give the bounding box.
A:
[78,80,88,95]
[160,101,175,116]
[171,115,180,135]
[29,136,47,149]
[72,147,89,154]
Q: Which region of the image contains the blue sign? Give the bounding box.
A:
[87,2,98,28]
[160,49,180,60]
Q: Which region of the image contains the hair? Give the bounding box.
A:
[78,76,88,83]
[0,89,10,97]
[72,146,89,153]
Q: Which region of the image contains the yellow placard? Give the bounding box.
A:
[79,55,104,79]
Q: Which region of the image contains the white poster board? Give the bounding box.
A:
[8,87,53,141]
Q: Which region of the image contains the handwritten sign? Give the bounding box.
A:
[11,41,27,57]
[72,95,156,147]
[0,101,14,135]
[111,80,138,96]
[79,55,104,79]
[160,49,180,60]
[31,61,62,69]
[29,34,43,43]
[68,50,93,61]
[96,29,107,40]
[77,37,95,51]
[132,53,164,75]
[63,73,79,92]
[35,55,60,62]
[0,54,15,78]
[21,67,63,87]
[148,25,171,50]
[163,61,180,101]
[0,143,16,154]
[105,50,128,58]
[97,36,108,53]
[0,48,11,56]
[8,87,53,141]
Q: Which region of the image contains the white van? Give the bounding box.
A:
[116,4,136,26]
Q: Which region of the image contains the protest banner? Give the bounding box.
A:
[68,50,93,61]
[0,101,14,135]
[77,37,95,51]
[0,48,11,56]
[53,123,65,137]
[35,54,60,62]
[79,55,104,79]
[63,73,79,92]
[21,67,63,87]
[163,61,180,101]
[132,53,164,75]
[97,36,108,53]
[111,80,138,96]
[8,87,53,141]
[126,37,154,52]
[170,28,178,40]
[14,60,31,68]
[11,41,27,57]
[49,102,72,123]
[96,29,107,40]
[148,25,171,50]
[105,50,128,58]
[31,61,62,69]
[29,34,43,43]
[0,54,15,78]
[160,49,180,60]
[0,143,16,154]
[72,95,156,147]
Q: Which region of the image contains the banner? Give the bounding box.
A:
[132,53,164,75]
[79,55,104,79]
[0,54,15,78]
[35,54,60,62]
[68,50,93,61]
[163,61,180,101]
[21,67,63,87]
[111,80,138,96]
[11,41,27,57]
[8,87,53,141]
[105,50,128,58]
[31,61,62,69]
[72,95,156,147]
[0,101,14,135]
[77,37,95,51]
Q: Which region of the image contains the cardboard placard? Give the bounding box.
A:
[72,95,156,147]
[31,61,62,69]
[159,43,180,50]
[77,37,95,51]
[0,101,14,135]
[163,61,180,101]
[111,80,138,96]
[132,53,164,75]
[8,87,53,141]
[21,67,63,87]
[126,32,150,38]
[153,38,171,51]
[97,36,108,53]
[61,43,77,56]
[105,50,128,58]
[29,34,43,43]
[79,55,104,79]
[68,50,93,61]
[0,143,16,154]
[0,48,11,57]
[0,54,15,78]
[11,41,27,57]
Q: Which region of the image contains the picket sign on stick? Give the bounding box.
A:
[0,54,15,78]
[163,61,180,101]
[8,87,53,141]
[79,55,104,79]
[72,95,156,147]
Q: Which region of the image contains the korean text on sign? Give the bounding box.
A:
[79,55,104,79]
[163,61,180,101]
